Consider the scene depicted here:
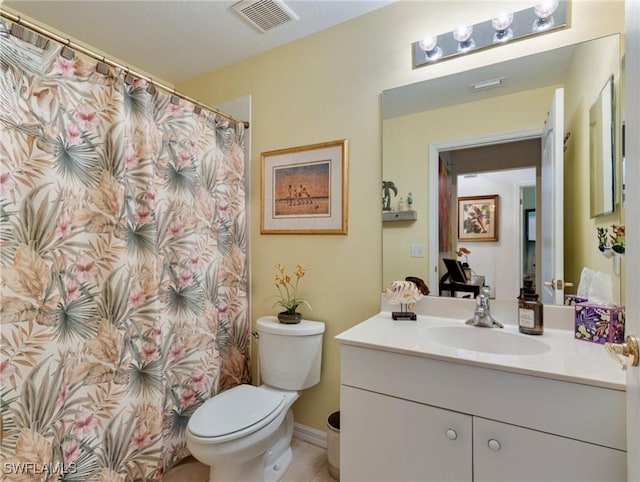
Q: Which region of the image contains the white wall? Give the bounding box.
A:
[458,168,536,300]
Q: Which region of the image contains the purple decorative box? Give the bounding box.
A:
[574,303,625,344]
[564,295,588,306]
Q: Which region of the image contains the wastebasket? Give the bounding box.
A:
[327,411,340,480]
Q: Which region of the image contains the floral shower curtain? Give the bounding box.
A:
[0,22,250,481]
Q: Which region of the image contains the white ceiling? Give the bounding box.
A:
[3,0,394,84]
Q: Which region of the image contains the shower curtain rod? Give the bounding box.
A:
[0,10,250,129]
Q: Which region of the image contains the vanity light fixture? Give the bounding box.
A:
[412,0,568,69]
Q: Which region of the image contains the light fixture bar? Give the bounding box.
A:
[412,0,568,69]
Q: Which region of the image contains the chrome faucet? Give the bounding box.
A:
[466,286,503,328]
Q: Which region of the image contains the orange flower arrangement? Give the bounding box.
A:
[272,263,311,315]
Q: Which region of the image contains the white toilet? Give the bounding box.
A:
[187,316,325,482]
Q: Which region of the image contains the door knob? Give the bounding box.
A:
[605,335,639,370]
[544,279,574,290]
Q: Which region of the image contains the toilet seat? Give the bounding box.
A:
[188,385,286,443]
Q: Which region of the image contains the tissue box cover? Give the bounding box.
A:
[564,295,588,306]
[574,303,625,344]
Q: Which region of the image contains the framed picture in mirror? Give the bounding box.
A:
[526,209,536,242]
[458,194,499,242]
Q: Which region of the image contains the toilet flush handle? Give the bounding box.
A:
[252,330,260,339]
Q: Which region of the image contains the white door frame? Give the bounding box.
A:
[428,127,543,291]
[623,0,639,478]
[516,181,536,289]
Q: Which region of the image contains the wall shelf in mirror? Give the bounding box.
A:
[383,210,417,222]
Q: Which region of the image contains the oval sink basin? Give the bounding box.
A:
[425,326,550,355]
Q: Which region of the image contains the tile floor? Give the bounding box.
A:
[164,438,335,482]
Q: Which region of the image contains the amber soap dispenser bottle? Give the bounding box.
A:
[518,280,543,335]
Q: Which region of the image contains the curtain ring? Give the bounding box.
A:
[124,68,133,85]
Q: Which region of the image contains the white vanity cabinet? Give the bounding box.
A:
[342,385,472,481]
[339,343,627,482]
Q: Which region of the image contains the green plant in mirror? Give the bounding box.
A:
[597,225,625,254]
[382,180,397,211]
[611,225,625,254]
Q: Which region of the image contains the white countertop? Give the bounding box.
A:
[336,306,626,391]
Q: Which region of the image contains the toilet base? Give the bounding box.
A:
[206,410,294,482]
[264,446,292,482]
[209,459,262,482]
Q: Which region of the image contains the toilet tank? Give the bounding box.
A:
[256,316,325,390]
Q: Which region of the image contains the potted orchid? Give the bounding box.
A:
[610,224,625,255]
[597,224,625,257]
[272,263,311,324]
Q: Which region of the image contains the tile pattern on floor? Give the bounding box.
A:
[164,439,335,482]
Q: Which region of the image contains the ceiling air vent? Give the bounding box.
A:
[232,0,299,33]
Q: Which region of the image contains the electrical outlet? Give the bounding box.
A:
[410,244,425,258]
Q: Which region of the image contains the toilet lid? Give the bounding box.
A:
[188,385,286,439]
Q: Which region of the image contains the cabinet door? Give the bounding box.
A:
[341,385,472,482]
[473,417,627,482]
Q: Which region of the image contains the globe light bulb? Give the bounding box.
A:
[453,24,475,53]
[453,24,473,42]
[418,35,442,61]
[492,12,514,43]
[535,0,559,19]
[492,12,513,31]
[533,0,559,31]
[418,35,438,53]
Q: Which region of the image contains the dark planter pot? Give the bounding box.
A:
[277,312,302,324]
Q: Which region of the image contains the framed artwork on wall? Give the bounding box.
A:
[458,194,499,242]
[261,139,348,234]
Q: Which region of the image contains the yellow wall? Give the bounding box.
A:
[178,0,625,431]
[563,34,624,304]
[382,86,558,289]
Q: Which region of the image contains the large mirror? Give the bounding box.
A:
[382,33,624,305]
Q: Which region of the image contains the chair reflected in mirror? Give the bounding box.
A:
[439,258,484,298]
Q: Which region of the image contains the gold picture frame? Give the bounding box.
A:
[261,139,348,234]
[458,194,499,242]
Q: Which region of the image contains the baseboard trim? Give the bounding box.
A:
[293,422,327,449]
